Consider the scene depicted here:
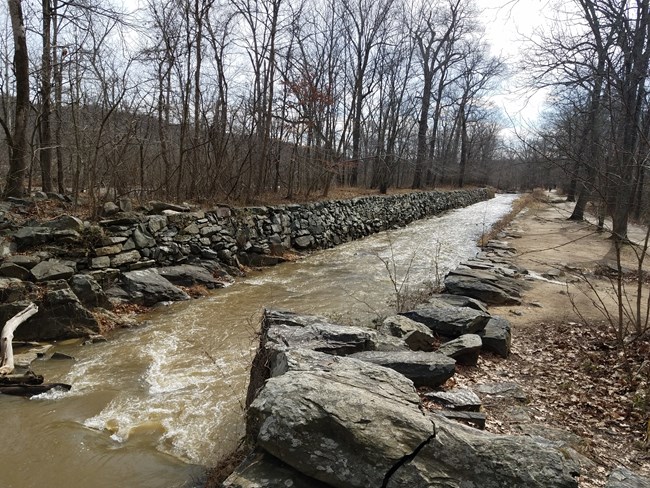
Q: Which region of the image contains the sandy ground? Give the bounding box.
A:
[444,195,650,487]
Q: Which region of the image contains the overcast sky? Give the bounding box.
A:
[475,0,551,135]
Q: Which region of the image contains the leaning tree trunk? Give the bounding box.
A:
[0,303,38,375]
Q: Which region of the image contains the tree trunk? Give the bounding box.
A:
[39,0,53,193]
[4,0,30,198]
[0,303,39,375]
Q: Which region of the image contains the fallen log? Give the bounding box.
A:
[0,383,71,397]
[0,303,39,375]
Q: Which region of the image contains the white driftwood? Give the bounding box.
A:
[0,303,38,375]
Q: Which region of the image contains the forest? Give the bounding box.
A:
[1,0,649,240]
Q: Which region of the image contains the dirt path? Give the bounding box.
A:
[452,196,650,487]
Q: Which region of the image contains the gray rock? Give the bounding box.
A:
[293,235,314,249]
[436,334,482,365]
[121,268,190,305]
[103,201,120,216]
[133,226,156,248]
[400,305,490,338]
[478,316,512,357]
[426,387,481,411]
[43,215,83,232]
[223,450,331,488]
[13,226,53,249]
[379,315,436,351]
[349,350,455,387]
[90,256,111,269]
[387,414,579,488]
[69,274,111,309]
[99,212,143,226]
[147,215,168,233]
[111,250,142,267]
[374,333,410,351]
[606,467,650,488]
[0,262,31,280]
[0,277,33,302]
[118,197,133,212]
[13,283,100,341]
[158,264,224,289]
[5,254,40,269]
[247,348,435,488]
[264,310,376,356]
[95,245,123,256]
[105,285,136,302]
[30,261,75,281]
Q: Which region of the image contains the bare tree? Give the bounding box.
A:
[2,0,29,198]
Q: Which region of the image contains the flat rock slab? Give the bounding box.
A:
[606,467,650,488]
[426,387,481,411]
[423,294,489,313]
[401,306,490,338]
[30,261,75,281]
[350,350,455,387]
[121,269,190,306]
[264,310,376,355]
[444,273,522,306]
[436,334,482,365]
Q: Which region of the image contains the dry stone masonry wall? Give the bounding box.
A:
[92,188,490,270]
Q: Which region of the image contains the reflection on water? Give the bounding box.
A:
[0,194,517,488]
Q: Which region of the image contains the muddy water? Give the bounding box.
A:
[0,194,517,488]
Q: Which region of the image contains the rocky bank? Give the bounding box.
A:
[222,236,650,487]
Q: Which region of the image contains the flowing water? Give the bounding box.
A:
[0,194,517,488]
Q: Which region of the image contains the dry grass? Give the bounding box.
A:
[478,190,546,246]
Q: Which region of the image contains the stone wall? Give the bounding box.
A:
[85,188,490,271]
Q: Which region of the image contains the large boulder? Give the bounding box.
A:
[400,305,490,338]
[349,350,455,387]
[247,348,436,488]
[263,309,376,356]
[12,282,100,340]
[120,268,190,306]
[386,414,579,488]
[158,264,224,289]
[606,467,650,488]
[244,348,580,488]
